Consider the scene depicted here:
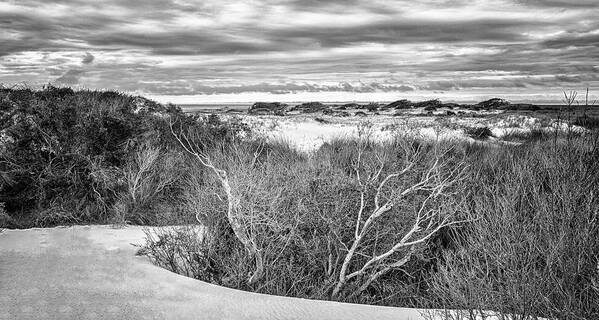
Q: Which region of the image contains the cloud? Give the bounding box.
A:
[120,81,415,95]
[516,0,598,8]
[55,69,85,85]
[542,32,599,49]
[422,74,599,91]
[82,52,94,64]
[85,31,275,55]
[0,0,597,101]
[267,19,543,48]
[423,79,529,91]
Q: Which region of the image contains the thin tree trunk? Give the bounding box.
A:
[211,168,264,285]
[170,122,264,285]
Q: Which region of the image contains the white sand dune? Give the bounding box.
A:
[0,225,429,320]
[229,111,579,153]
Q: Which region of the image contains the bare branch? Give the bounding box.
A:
[169,118,264,285]
[331,138,469,299]
[354,191,365,239]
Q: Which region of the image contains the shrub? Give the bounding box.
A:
[501,128,547,142]
[141,226,217,280]
[7,86,598,316]
[414,99,441,110]
[365,102,379,112]
[141,131,599,315]
[113,145,184,224]
[0,202,12,228]
[314,117,330,124]
[0,87,248,227]
[0,87,177,225]
[464,126,494,140]
[428,138,599,319]
[144,133,469,305]
[574,116,599,130]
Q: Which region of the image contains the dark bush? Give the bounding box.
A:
[477,98,510,109]
[429,139,599,319]
[574,116,599,130]
[501,128,547,142]
[339,103,358,109]
[464,126,494,140]
[314,117,330,124]
[383,99,412,110]
[293,102,327,113]
[0,87,248,227]
[365,102,379,112]
[248,102,288,115]
[414,99,441,110]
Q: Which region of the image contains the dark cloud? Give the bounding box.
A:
[74,18,547,55]
[0,0,597,100]
[554,74,599,83]
[86,31,275,55]
[125,81,414,95]
[0,10,121,56]
[268,19,542,47]
[82,52,94,64]
[516,0,598,8]
[422,74,599,91]
[0,2,559,56]
[423,79,528,91]
[542,33,599,49]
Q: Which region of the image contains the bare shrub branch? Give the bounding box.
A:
[169,118,264,285]
[332,127,467,298]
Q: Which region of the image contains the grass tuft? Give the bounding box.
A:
[464,126,494,140]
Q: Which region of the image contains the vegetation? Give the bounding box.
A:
[0,86,248,226]
[574,115,599,130]
[501,128,548,142]
[429,137,599,319]
[142,127,598,318]
[2,86,598,319]
[464,126,494,140]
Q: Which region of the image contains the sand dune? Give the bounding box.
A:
[0,225,428,320]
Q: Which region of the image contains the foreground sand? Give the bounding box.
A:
[0,225,427,320]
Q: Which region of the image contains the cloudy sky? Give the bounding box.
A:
[1,0,598,104]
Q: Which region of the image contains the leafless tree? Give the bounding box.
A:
[169,119,264,285]
[331,125,468,299]
[126,146,176,207]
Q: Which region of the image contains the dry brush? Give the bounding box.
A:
[330,126,468,299]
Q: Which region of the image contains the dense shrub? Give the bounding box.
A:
[414,99,441,110]
[144,132,469,305]
[0,202,10,227]
[574,115,599,130]
[429,137,599,319]
[464,126,494,140]
[143,130,599,317]
[0,86,247,227]
[4,86,598,317]
[364,102,379,112]
[501,128,548,142]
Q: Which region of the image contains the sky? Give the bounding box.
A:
[1,0,598,104]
